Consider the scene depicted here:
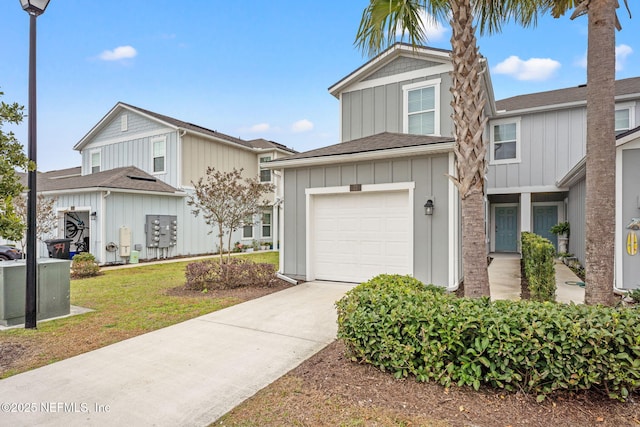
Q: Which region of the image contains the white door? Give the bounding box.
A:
[311,190,412,283]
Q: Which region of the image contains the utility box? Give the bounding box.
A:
[0,259,71,327]
[145,215,177,248]
[129,250,140,264]
[120,226,131,257]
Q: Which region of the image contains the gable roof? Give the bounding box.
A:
[31,166,181,195]
[74,103,295,154]
[268,132,454,168]
[328,43,452,98]
[247,138,298,154]
[496,77,640,113]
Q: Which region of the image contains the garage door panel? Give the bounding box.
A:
[312,190,412,283]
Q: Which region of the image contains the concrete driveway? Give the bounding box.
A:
[0,280,355,427]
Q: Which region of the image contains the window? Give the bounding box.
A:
[616,108,631,135]
[152,138,166,173]
[262,212,272,238]
[490,118,520,164]
[403,79,440,136]
[242,216,253,239]
[91,151,101,174]
[259,156,272,182]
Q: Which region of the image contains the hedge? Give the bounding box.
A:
[521,231,556,302]
[336,274,640,401]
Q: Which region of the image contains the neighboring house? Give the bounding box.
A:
[268,42,640,290]
[32,102,295,264]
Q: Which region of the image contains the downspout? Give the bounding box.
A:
[100,191,111,265]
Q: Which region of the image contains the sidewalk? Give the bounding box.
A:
[489,254,585,303]
[0,280,355,426]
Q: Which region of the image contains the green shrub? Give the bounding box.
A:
[521,231,556,302]
[336,274,640,401]
[628,288,640,303]
[71,252,100,278]
[185,258,277,291]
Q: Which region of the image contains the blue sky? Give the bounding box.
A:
[1,1,638,171]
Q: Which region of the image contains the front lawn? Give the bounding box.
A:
[0,252,281,378]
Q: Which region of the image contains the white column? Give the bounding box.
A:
[521,192,531,232]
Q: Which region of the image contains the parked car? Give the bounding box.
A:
[0,245,22,261]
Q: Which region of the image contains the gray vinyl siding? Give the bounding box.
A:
[341,73,454,142]
[622,148,640,289]
[488,107,586,189]
[566,178,586,266]
[282,154,450,286]
[81,112,180,188]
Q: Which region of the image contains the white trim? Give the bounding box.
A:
[616,136,640,289]
[489,117,521,165]
[345,64,452,95]
[494,94,640,118]
[39,188,186,197]
[151,136,167,174]
[259,155,273,183]
[488,185,566,195]
[447,152,459,288]
[328,44,451,97]
[78,129,174,151]
[403,78,442,136]
[615,102,636,133]
[305,182,415,282]
[90,149,101,174]
[267,142,454,169]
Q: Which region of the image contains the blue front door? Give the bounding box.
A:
[495,206,518,252]
[533,206,558,250]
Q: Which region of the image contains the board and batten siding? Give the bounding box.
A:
[282,154,450,286]
[566,179,586,266]
[180,134,259,188]
[340,72,454,143]
[488,107,586,190]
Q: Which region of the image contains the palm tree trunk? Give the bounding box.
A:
[584,0,616,306]
[449,0,490,297]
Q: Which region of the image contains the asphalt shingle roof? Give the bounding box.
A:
[275,132,454,161]
[496,77,640,112]
[32,166,180,194]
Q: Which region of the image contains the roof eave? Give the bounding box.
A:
[266,142,454,169]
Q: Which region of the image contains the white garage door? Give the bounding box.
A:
[311,190,412,283]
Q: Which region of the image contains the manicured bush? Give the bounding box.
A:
[185,257,277,290]
[521,231,556,302]
[71,252,100,278]
[336,274,640,401]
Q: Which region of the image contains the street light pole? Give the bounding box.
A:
[20,0,51,329]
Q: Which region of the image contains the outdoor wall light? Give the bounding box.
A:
[424,199,434,216]
[90,212,97,220]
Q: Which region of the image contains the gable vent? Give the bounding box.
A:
[127,175,157,182]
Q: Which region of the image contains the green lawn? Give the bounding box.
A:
[0,252,279,377]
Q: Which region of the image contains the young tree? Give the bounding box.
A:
[188,167,274,263]
[0,91,32,242]
[14,194,58,252]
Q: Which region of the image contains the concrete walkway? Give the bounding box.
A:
[0,280,355,427]
[489,254,585,303]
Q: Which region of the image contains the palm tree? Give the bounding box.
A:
[357,0,494,297]
[356,0,630,304]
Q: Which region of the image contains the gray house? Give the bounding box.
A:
[270,42,640,290]
[268,44,496,288]
[32,102,295,264]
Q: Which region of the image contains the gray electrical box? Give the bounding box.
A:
[145,215,177,248]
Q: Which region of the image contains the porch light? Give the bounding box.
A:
[424,199,434,216]
[20,0,50,15]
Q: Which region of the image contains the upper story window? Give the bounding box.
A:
[490,118,521,164]
[152,137,166,173]
[91,150,101,174]
[403,79,441,136]
[615,104,636,135]
[259,156,272,182]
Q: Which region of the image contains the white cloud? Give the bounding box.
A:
[98,45,138,61]
[615,44,633,71]
[395,10,448,42]
[575,44,633,71]
[291,119,314,133]
[248,123,271,132]
[493,56,561,81]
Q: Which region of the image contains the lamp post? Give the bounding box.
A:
[20,0,51,329]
